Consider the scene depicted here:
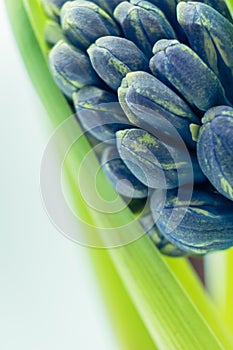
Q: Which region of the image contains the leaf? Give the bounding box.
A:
[225,0,233,13]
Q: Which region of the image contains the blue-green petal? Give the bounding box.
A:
[61,1,120,50]
[118,71,199,148]
[87,36,149,91]
[150,187,233,254]
[150,39,230,111]
[140,212,186,256]
[73,85,130,143]
[101,146,149,198]
[49,40,100,98]
[116,128,205,189]
[177,1,233,103]
[197,106,233,201]
[114,0,176,57]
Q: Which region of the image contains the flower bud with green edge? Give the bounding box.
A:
[42,0,73,21]
[49,40,101,98]
[118,71,199,148]
[145,0,186,41]
[73,86,130,143]
[177,1,233,103]
[202,0,232,21]
[197,106,233,201]
[176,0,232,23]
[87,36,149,91]
[150,187,233,254]
[101,146,149,198]
[44,20,65,45]
[88,0,123,15]
[113,0,176,58]
[139,212,186,256]
[61,0,120,51]
[116,128,206,189]
[150,39,231,112]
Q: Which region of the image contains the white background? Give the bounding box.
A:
[0,3,118,349]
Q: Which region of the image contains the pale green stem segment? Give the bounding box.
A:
[225,0,233,13]
[224,248,233,333]
[87,241,157,350]
[166,256,233,346]
[5,0,233,348]
[205,253,227,316]
[205,248,233,335]
[64,172,157,349]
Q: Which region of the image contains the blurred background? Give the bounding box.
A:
[0,3,117,349]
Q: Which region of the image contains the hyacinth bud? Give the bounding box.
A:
[44,20,65,45]
[139,212,186,256]
[150,39,230,112]
[101,147,148,198]
[89,0,122,15]
[49,40,100,98]
[42,0,73,20]
[197,106,233,201]
[203,0,232,21]
[176,0,232,21]
[116,128,205,189]
[146,0,186,40]
[60,1,120,50]
[113,0,176,57]
[118,71,199,148]
[73,86,130,143]
[43,0,233,256]
[150,187,233,254]
[87,36,149,91]
[177,2,233,103]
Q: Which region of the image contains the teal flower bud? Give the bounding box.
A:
[177,2,233,103]
[147,0,186,41]
[116,128,206,189]
[44,20,65,45]
[61,1,120,50]
[118,71,199,148]
[176,0,232,21]
[200,0,232,21]
[150,39,230,111]
[101,147,148,198]
[139,212,186,256]
[49,40,100,98]
[42,0,73,21]
[73,86,130,143]
[89,0,122,15]
[150,187,233,254]
[87,36,149,91]
[197,106,233,201]
[113,0,176,57]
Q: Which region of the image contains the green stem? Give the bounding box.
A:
[224,249,233,333]
[204,253,226,314]
[166,256,233,346]
[225,0,233,13]
[205,249,233,335]
[90,247,157,350]
[105,238,223,350]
